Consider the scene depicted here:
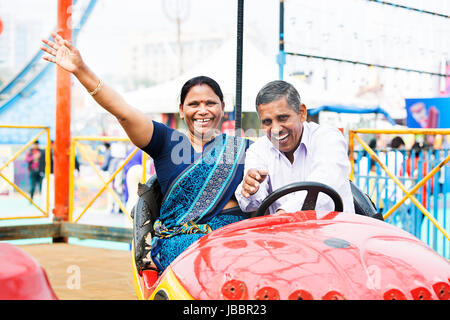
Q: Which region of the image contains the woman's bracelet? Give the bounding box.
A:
[88,79,103,96]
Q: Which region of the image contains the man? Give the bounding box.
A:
[235,80,355,214]
[383,136,408,227]
[101,142,112,171]
[26,141,45,201]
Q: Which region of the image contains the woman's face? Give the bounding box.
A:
[179,84,224,140]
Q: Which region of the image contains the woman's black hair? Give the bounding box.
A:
[180,76,224,105]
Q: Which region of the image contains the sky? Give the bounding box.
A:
[79,0,280,74]
[1,0,448,108]
[2,0,448,75]
[0,0,280,75]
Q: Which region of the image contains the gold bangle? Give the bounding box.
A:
[88,79,103,96]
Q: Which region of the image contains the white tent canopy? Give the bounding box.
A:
[285,75,382,110]
[124,38,279,113]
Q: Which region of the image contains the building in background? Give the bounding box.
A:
[118,31,225,89]
[0,0,53,82]
[282,0,449,122]
[0,0,448,135]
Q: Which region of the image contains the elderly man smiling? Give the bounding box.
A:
[235,80,355,214]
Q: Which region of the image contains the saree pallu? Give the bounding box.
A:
[151,135,248,271]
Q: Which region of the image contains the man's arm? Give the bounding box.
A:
[235,144,270,212]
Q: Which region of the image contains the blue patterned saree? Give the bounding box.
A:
[151,134,249,271]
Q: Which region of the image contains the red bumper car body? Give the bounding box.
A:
[164,211,450,300]
[0,243,57,300]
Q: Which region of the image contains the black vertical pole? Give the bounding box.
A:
[278,0,285,80]
[235,0,244,136]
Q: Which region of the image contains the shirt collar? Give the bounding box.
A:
[299,121,310,154]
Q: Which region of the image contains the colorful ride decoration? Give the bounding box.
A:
[133,210,450,300]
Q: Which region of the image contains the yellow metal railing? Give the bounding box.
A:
[69,136,149,224]
[349,128,450,242]
[0,125,51,220]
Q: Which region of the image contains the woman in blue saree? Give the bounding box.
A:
[141,76,250,270]
[41,34,250,271]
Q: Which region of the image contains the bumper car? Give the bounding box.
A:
[131,177,450,300]
[0,243,57,300]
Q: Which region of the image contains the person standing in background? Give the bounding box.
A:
[101,142,112,172]
[26,141,45,201]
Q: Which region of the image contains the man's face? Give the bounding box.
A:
[257,96,306,157]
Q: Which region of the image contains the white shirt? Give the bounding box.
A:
[235,121,355,214]
[383,149,405,201]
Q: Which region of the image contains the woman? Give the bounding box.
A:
[41,33,250,271]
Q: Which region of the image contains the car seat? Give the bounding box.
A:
[349,180,384,221]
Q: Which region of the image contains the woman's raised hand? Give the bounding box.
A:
[40,32,84,74]
[40,31,154,149]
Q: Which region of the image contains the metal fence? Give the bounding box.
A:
[349,129,449,258]
[69,136,151,224]
[0,125,51,220]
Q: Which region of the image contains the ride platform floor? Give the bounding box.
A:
[20,243,136,300]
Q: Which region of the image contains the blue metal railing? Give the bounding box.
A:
[353,147,449,258]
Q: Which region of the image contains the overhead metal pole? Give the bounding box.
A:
[234,0,244,136]
[277,0,285,80]
[53,0,72,233]
[162,0,190,76]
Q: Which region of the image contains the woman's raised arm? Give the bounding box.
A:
[41,32,153,148]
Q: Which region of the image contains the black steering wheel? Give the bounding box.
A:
[252,181,344,217]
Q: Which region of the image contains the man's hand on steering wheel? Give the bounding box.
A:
[253,181,343,217]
